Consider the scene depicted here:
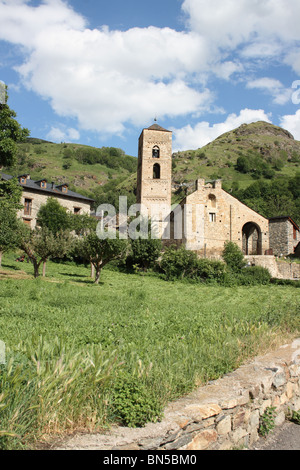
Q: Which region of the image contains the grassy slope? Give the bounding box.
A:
[0,252,299,447]
[171,121,300,192]
[111,121,300,204]
[7,138,137,199]
[1,121,298,206]
[1,253,299,384]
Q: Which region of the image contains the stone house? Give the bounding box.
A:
[269,216,300,257]
[1,173,94,229]
[137,123,270,258]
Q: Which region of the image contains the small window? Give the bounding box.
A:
[20,177,26,184]
[293,226,297,240]
[62,185,68,193]
[40,181,47,188]
[153,163,161,179]
[209,213,216,223]
[24,198,32,216]
[74,207,81,214]
[152,146,160,158]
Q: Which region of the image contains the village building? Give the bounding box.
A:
[137,123,298,259]
[269,216,300,257]
[1,173,94,229]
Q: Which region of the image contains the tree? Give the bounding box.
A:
[37,198,71,234]
[69,212,98,236]
[18,225,73,278]
[77,232,128,284]
[236,156,251,174]
[0,176,23,266]
[0,87,30,168]
[0,205,20,266]
[0,176,23,208]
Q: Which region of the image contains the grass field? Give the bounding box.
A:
[0,253,299,448]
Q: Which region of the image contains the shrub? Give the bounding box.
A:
[259,407,277,437]
[222,241,246,273]
[239,266,271,285]
[127,237,162,272]
[160,246,226,282]
[160,246,199,281]
[108,371,163,427]
[270,278,300,287]
[196,258,226,282]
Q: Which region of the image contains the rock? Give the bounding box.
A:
[186,430,218,451]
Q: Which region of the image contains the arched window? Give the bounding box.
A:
[152,146,160,158]
[153,163,161,179]
[208,194,216,208]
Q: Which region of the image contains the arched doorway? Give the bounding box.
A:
[242,222,262,255]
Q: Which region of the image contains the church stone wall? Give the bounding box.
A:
[180,179,269,258]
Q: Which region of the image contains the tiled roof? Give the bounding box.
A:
[1,173,94,203]
[147,123,171,132]
[269,215,299,230]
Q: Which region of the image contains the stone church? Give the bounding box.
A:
[136,123,299,259]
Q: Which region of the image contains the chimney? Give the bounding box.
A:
[195,178,205,191]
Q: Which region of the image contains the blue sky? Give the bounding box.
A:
[0,0,300,157]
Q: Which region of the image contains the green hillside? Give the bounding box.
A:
[170,121,300,223]
[2,121,300,222]
[172,121,300,192]
[4,138,138,205]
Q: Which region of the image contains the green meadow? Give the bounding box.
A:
[0,254,299,449]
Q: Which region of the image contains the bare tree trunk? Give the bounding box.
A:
[33,260,40,278]
[91,262,95,279]
[94,266,101,284]
[43,260,47,277]
[0,251,2,267]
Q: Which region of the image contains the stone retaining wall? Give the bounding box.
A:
[56,339,300,451]
[246,255,300,280]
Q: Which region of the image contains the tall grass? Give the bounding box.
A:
[0,260,299,448]
[0,336,119,449]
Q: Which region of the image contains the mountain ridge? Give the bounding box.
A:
[2,121,299,222]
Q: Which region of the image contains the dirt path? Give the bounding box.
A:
[251,421,300,450]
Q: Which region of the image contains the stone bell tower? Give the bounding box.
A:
[136,123,172,220]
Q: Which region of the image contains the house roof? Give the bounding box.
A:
[1,173,94,203]
[269,215,299,231]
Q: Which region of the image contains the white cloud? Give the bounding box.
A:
[0,0,299,139]
[182,0,300,72]
[173,109,272,151]
[0,1,214,136]
[46,126,80,143]
[182,0,300,46]
[280,110,300,140]
[246,78,292,105]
